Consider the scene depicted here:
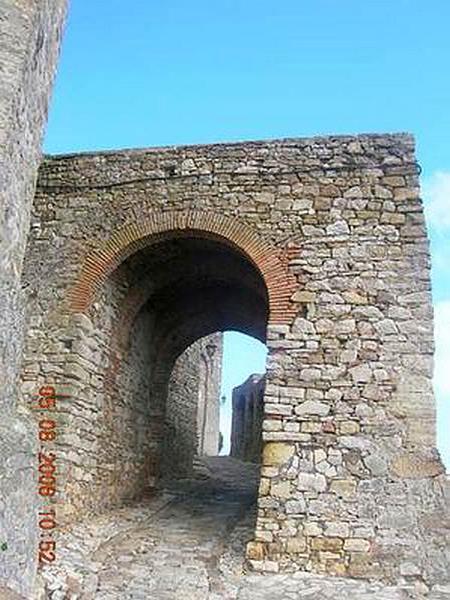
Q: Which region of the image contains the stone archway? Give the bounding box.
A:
[66,210,298,324]
[41,216,283,523]
[1,3,448,594]
[17,136,448,590]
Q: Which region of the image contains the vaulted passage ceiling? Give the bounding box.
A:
[114,234,269,363]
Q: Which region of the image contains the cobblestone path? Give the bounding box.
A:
[36,458,450,600]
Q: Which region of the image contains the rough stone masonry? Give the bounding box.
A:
[0,1,67,596]
[19,133,449,587]
[0,1,449,597]
[231,373,265,463]
[163,333,223,479]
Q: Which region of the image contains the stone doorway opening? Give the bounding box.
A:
[162,329,268,478]
[222,332,268,460]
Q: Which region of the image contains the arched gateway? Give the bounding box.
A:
[0,3,448,596]
[17,136,448,587]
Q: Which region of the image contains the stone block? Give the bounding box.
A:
[265,403,292,416]
[263,419,282,431]
[298,472,327,493]
[299,368,322,382]
[259,477,270,495]
[292,291,317,303]
[279,387,306,399]
[285,498,306,514]
[391,453,445,479]
[349,364,372,383]
[271,480,291,498]
[322,420,336,433]
[304,521,323,536]
[263,432,311,442]
[246,542,265,561]
[324,561,347,576]
[342,290,368,304]
[311,537,344,552]
[324,522,350,538]
[330,479,356,497]
[255,530,273,543]
[286,537,307,553]
[339,420,360,435]
[295,400,330,417]
[314,449,327,464]
[302,421,322,433]
[262,442,295,466]
[327,220,350,236]
[347,556,379,578]
[328,448,343,465]
[363,453,388,476]
[344,538,371,552]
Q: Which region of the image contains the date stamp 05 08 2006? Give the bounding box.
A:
[33,385,65,565]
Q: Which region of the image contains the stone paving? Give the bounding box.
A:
[35,458,450,600]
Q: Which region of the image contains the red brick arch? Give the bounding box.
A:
[67,210,298,324]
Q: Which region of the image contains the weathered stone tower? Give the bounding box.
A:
[231,373,265,462]
[0,1,67,596]
[163,333,223,478]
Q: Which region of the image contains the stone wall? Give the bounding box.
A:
[231,374,265,463]
[20,227,249,526]
[20,134,449,585]
[163,333,223,478]
[0,1,67,595]
[196,333,223,456]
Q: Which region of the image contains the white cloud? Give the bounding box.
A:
[434,301,450,396]
[434,301,450,471]
[432,245,450,285]
[422,171,450,231]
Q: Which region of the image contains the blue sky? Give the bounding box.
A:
[44,1,449,467]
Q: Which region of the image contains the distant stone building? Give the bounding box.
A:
[231,374,265,463]
[196,335,223,457]
[163,333,222,478]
